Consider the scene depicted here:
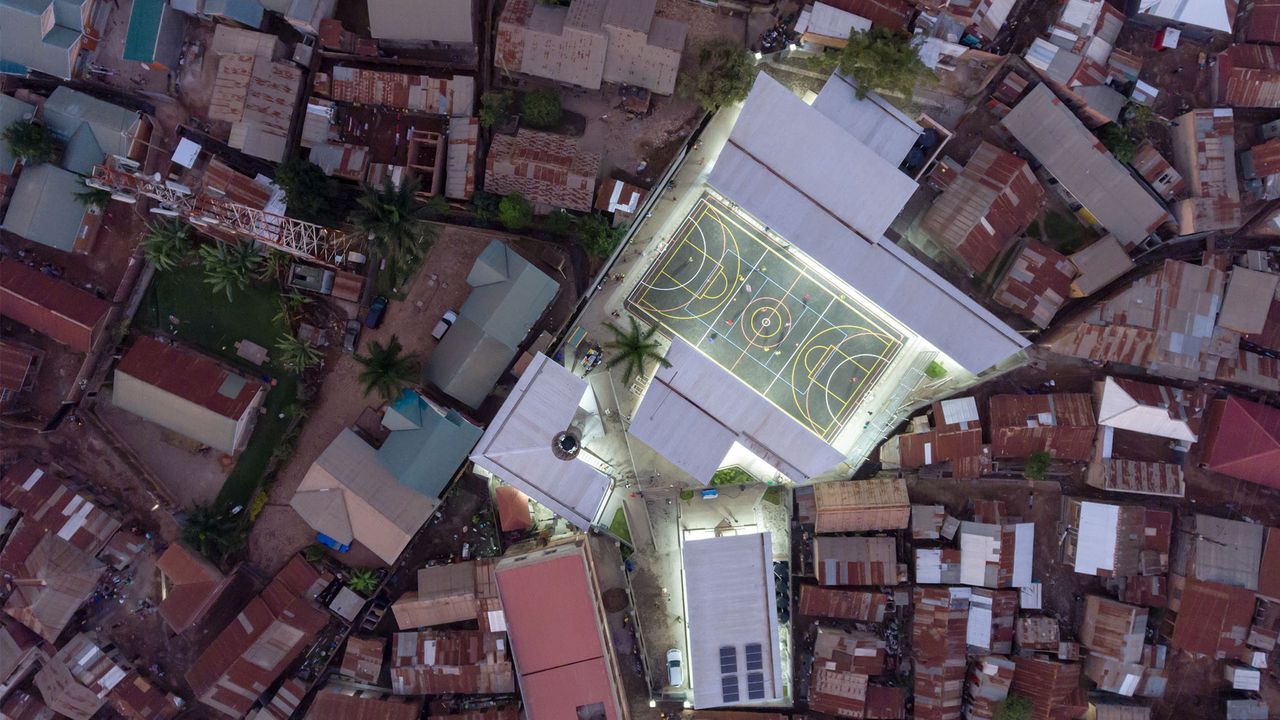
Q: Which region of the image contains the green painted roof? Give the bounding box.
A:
[375,390,482,498]
[123,0,165,63]
[424,240,559,409]
[43,87,139,170]
[1,163,86,251]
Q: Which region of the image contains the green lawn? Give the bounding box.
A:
[137,264,300,508]
[608,507,632,546]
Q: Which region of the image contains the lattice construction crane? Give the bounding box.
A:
[89,162,361,266]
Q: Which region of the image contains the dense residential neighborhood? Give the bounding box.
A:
[2,0,1280,719]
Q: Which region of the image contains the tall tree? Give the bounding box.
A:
[181,504,244,564]
[351,177,437,276]
[2,121,59,165]
[576,213,625,258]
[478,91,513,129]
[603,317,670,383]
[74,187,112,212]
[354,335,419,401]
[681,38,756,112]
[834,27,929,99]
[142,220,193,271]
[275,157,341,225]
[199,240,263,300]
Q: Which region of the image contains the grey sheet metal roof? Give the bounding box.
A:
[1,163,86,251]
[43,87,140,169]
[707,72,1028,374]
[0,0,88,78]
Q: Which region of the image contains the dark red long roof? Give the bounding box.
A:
[1200,396,1280,489]
[116,336,263,420]
[0,258,109,352]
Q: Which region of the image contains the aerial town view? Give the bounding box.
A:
[3,0,1280,718]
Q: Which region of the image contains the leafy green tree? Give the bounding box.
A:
[520,88,562,129]
[181,505,245,564]
[1024,451,1051,481]
[1099,123,1137,163]
[994,693,1032,720]
[354,335,419,401]
[273,290,312,328]
[681,38,756,111]
[833,27,929,99]
[352,177,437,277]
[498,193,533,230]
[275,332,323,371]
[257,248,291,283]
[424,193,450,220]
[603,317,671,383]
[142,220,193,271]
[348,568,381,595]
[479,91,513,128]
[199,240,263,300]
[75,187,112,212]
[2,121,59,165]
[544,209,575,235]
[576,213,625,258]
[275,157,340,225]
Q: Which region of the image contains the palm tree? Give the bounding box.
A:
[75,187,112,212]
[351,177,438,276]
[353,335,419,401]
[142,220,192,271]
[347,568,380,595]
[181,504,245,564]
[199,240,263,300]
[603,317,671,383]
[273,290,312,328]
[275,332,323,372]
[257,248,291,283]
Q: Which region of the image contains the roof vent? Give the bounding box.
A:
[552,427,582,460]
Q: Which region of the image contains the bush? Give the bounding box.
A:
[576,213,625,258]
[543,209,575,235]
[994,694,1033,720]
[1024,451,1051,481]
[924,360,947,379]
[275,157,343,225]
[2,121,59,165]
[479,91,513,129]
[1043,211,1084,252]
[1099,123,1137,163]
[470,191,499,227]
[520,89,562,129]
[498,193,533,230]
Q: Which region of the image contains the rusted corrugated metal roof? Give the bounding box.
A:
[992,240,1076,328]
[814,536,901,586]
[1010,656,1087,720]
[1080,595,1148,662]
[1130,141,1185,201]
[814,625,886,674]
[989,393,1095,460]
[1245,0,1280,42]
[865,685,906,719]
[339,636,385,684]
[485,129,599,212]
[303,692,422,720]
[0,462,121,575]
[808,668,867,717]
[920,142,1044,274]
[1170,577,1257,658]
[813,477,910,532]
[912,587,969,720]
[797,585,889,622]
[117,337,264,422]
[1217,44,1280,107]
[0,258,109,352]
[823,0,911,30]
[390,629,515,694]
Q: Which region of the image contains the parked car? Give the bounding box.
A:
[432,310,458,340]
[342,319,361,353]
[666,648,682,687]
[365,296,388,329]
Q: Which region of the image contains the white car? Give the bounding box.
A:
[666,649,682,687]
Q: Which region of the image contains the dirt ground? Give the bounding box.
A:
[86,0,179,97]
[94,403,229,509]
[248,225,577,575]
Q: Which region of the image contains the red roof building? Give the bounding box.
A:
[822,0,911,31]
[1010,656,1087,720]
[185,556,327,718]
[494,540,625,720]
[485,129,600,212]
[797,585,890,623]
[1198,395,1280,489]
[814,536,903,586]
[0,258,109,352]
[1260,528,1280,602]
[912,587,969,720]
[1214,44,1280,108]
[920,142,1045,274]
[154,543,234,635]
[989,393,1095,461]
[0,340,39,409]
[0,461,121,572]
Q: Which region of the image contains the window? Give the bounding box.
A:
[747,672,766,700]
[744,643,763,671]
[719,645,737,674]
[721,674,740,703]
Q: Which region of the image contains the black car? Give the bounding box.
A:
[342,319,361,353]
[365,296,388,329]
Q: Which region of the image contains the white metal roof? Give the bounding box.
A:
[967,590,993,650]
[469,354,610,529]
[799,2,872,42]
[1074,501,1119,575]
[708,73,1028,373]
[811,72,923,166]
[1096,376,1198,442]
[683,533,782,709]
[633,337,847,483]
[1139,0,1234,33]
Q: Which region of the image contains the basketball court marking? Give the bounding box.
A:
[628,193,907,442]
